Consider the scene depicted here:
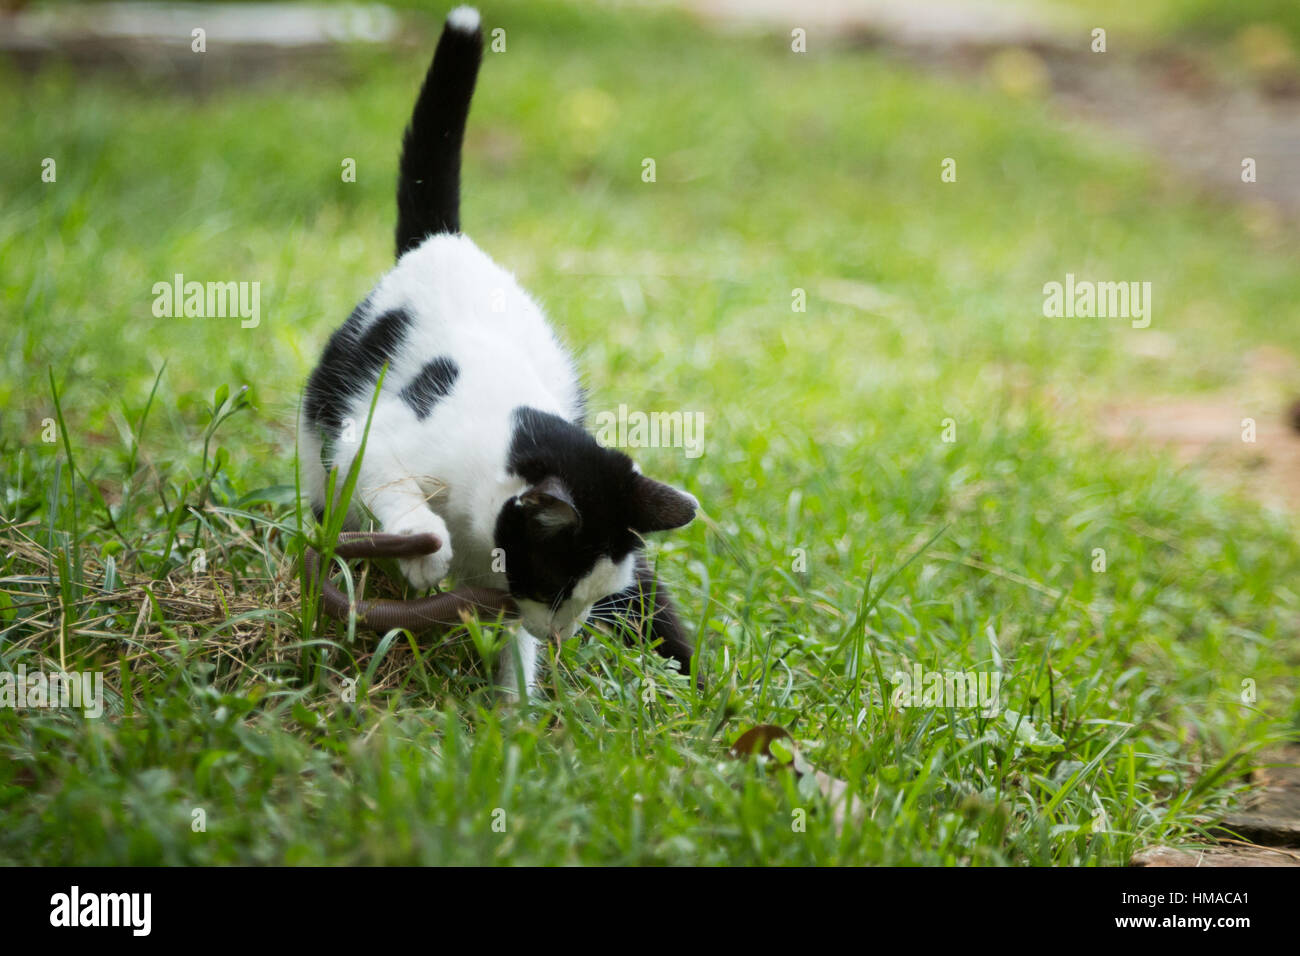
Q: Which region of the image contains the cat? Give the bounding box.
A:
[300,5,699,696]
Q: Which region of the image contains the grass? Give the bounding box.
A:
[1052,0,1300,44]
[1,0,1298,864]
[1049,0,1300,76]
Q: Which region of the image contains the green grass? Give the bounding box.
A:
[1049,0,1300,61]
[1,0,1298,865]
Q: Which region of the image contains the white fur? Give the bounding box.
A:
[301,234,614,694]
[514,554,635,641]
[497,630,540,700]
[505,556,634,700]
[446,6,480,33]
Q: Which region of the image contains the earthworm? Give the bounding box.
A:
[303,531,516,631]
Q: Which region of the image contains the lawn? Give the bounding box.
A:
[1,0,1298,864]
[1051,0,1300,52]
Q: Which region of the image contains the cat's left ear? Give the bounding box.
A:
[629,474,698,533]
[518,476,581,535]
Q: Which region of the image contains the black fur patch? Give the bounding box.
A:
[400,356,459,420]
[304,304,412,436]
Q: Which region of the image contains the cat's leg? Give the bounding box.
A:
[496,627,541,700]
[594,554,695,677]
[343,439,453,590]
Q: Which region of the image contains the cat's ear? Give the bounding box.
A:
[629,474,697,533]
[518,476,580,535]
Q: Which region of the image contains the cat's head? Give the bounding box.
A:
[494,407,696,639]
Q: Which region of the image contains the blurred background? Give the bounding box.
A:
[3,1,1300,865]
[3,0,1299,500]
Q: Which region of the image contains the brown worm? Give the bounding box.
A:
[304,531,517,632]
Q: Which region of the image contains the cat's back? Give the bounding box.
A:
[372,233,578,415]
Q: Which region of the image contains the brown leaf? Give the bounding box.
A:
[728,724,863,830]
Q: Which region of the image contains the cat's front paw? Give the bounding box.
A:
[387,510,453,591]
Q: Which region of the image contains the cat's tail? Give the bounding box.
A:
[395,6,484,258]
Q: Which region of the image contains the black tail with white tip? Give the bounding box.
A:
[395,6,484,258]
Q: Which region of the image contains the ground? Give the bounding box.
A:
[1,0,1298,865]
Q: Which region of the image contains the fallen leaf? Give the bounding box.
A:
[728,724,864,830]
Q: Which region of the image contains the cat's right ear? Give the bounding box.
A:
[629,474,698,533]
[516,476,581,535]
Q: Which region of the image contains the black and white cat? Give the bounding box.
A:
[300,6,698,695]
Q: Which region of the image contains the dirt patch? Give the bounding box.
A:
[1219,748,1300,847]
[1133,747,1300,867]
[1101,349,1300,513]
[1132,843,1300,866]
